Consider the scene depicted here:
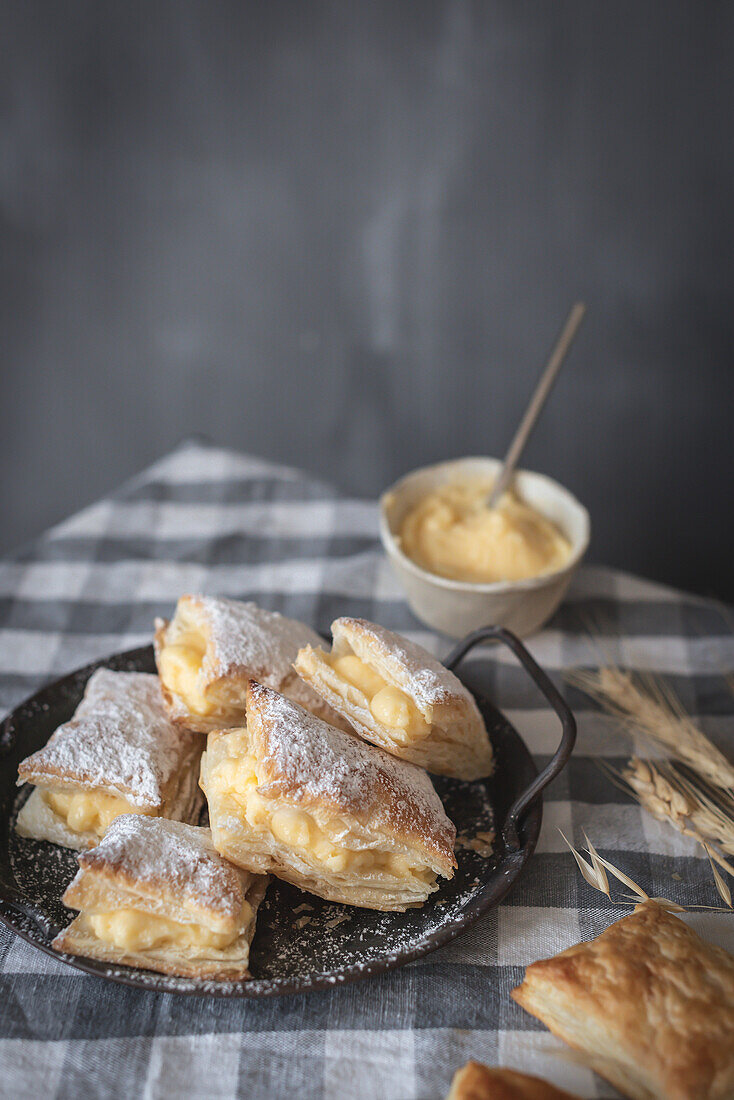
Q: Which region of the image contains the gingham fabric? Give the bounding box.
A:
[1,440,733,1100]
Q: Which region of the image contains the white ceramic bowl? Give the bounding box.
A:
[379,457,590,638]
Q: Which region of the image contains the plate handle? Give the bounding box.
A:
[444,625,576,853]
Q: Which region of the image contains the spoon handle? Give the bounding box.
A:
[487,301,586,509]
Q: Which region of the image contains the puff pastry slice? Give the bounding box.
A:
[294,617,493,779]
[16,669,202,850]
[511,901,734,1100]
[154,595,350,733]
[200,680,457,910]
[53,814,269,980]
[447,1062,580,1100]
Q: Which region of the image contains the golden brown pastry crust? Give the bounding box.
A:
[154,595,351,733]
[511,902,734,1100]
[294,617,493,780]
[53,815,269,980]
[447,1063,580,1100]
[201,680,456,910]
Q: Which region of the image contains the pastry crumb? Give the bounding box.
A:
[455,829,495,857]
[324,913,351,930]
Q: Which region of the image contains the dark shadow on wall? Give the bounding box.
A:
[1,0,733,599]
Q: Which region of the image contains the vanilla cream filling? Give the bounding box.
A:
[43,788,151,838]
[398,478,572,583]
[87,909,240,952]
[158,632,214,716]
[209,752,432,883]
[330,655,430,740]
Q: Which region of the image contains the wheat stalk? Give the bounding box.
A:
[560,831,731,910]
[603,757,734,885]
[567,666,734,792]
[559,831,685,910]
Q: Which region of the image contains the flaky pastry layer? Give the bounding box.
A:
[511,901,734,1100]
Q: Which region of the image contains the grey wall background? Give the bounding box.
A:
[2,1,733,598]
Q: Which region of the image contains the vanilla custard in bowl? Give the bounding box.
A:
[398,478,572,585]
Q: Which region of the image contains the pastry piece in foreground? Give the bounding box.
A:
[201,680,457,910]
[16,669,202,850]
[511,901,734,1100]
[294,617,493,779]
[155,595,350,733]
[53,815,269,979]
[447,1062,580,1100]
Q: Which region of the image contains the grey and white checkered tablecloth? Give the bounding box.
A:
[2,441,733,1100]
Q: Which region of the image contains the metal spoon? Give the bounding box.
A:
[486,302,586,510]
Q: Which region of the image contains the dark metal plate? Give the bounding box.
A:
[0,645,541,997]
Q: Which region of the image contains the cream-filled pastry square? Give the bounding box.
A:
[53,815,269,980]
[295,617,493,779]
[16,669,202,850]
[154,595,352,733]
[200,680,457,911]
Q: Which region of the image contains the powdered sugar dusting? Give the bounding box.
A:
[334,618,475,709]
[17,669,198,808]
[76,815,248,918]
[193,596,323,688]
[248,682,456,866]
